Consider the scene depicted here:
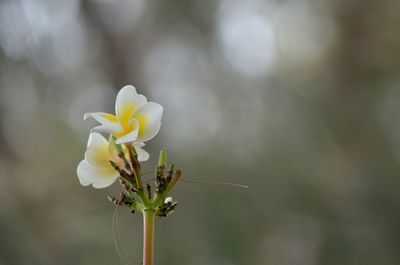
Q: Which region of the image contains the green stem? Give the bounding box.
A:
[143,210,155,265]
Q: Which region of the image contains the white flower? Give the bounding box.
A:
[84,85,163,144]
[77,132,149,189]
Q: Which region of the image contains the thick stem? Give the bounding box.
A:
[143,210,155,265]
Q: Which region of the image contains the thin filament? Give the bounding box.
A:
[142,176,248,189]
[113,204,132,265]
[179,179,248,189]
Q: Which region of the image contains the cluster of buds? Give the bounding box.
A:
[107,140,181,217]
[108,178,138,213]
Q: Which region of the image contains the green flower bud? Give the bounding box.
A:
[158,149,167,168]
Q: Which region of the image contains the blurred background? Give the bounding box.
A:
[1,0,400,264]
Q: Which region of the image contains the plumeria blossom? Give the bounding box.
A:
[76,84,185,265]
[77,132,149,189]
[84,85,163,144]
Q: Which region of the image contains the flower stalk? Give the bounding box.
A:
[143,209,155,265]
[107,144,180,264]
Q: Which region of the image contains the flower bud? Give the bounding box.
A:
[158,149,167,168]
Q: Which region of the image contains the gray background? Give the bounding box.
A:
[1,0,400,264]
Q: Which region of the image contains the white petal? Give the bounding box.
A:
[132,102,163,142]
[87,132,108,147]
[115,85,147,126]
[77,160,94,186]
[85,133,110,166]
[91,122,124,136]
[85,112,123,136]
[134,143,150,161]
[84,112,118,123]
[115,120,139,144]
[77,160,119,189]
[91,167,120,189]
[134,142,145,148]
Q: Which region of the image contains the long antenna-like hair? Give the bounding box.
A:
[142,175,248,189]
[113,203,130,265]
[113,201,142,265]
[178,178,248,189]
[142,170,249,189]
